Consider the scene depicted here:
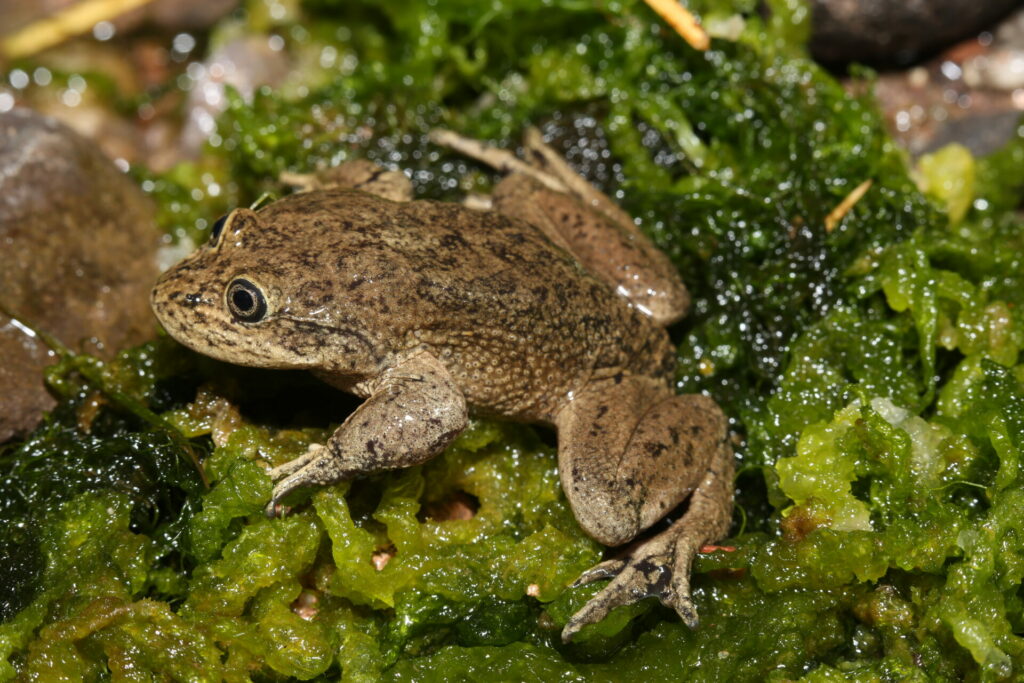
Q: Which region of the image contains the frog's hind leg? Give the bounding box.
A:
[431,128,689,326]
[428,129,570,193]
[519,127,636,233]
[554,377,734,642]
[280,159,413,202]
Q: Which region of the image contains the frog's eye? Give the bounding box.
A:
[209,214,229,246]
[226,278,267,323]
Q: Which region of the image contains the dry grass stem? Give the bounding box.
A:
[643,0,710,51]
[1,0,156,60]
[824,179,873,233]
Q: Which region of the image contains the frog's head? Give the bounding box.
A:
[151,206,374,374]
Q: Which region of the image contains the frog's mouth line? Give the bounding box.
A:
[277,314,383,365]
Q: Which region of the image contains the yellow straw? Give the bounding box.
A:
[1,0,157,60]
[643,0,710,51]
[825,179,873,233]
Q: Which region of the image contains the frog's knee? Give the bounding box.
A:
[564,485,641,547]
[577,517,638,548]
[281,160,413,201]
[675,393,728,437]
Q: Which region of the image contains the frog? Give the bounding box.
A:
[150,128,734,642]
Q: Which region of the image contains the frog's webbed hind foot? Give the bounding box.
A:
[428,129,570,193]
[555,381,734,642]
[429,127,626,227]
[561,456,732,642]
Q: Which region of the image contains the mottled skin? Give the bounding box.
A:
[151,135,734,641]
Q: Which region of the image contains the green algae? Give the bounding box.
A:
[2,0,1024,679]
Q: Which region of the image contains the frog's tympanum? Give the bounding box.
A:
[151,130,734,641]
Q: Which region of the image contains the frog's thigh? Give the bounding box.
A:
[267,350,467,511]
[492,175,689,326]
[282,159,413,201]
[555,377,728,546]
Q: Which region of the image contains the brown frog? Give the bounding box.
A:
[150,129,734,641]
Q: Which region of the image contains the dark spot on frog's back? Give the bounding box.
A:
[645,441,669,459]
[439,233,469,249]
[488,274,518,296]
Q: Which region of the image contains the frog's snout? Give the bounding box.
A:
[150,266,213,330]
[160,287,210,310]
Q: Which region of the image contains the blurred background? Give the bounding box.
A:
[1,0,1023,172]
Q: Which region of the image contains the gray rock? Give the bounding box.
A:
[0,108,161,441]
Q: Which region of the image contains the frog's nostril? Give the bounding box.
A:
[185,292,202,306]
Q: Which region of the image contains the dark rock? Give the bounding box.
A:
[810,0,1022,67]
[0,108,161,441]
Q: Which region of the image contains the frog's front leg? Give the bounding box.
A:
[265,350,467,516]
[555,376,734,642]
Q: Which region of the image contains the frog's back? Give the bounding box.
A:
[259,189,673,420]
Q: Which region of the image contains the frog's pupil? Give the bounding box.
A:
[232,288,253,312]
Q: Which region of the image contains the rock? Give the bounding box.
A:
[962,8,1024,90]
[869,6,1024,158]
[810,0,1021,67]
[181,35,292,155]
[0,108,161,441]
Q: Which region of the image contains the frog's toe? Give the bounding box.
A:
[562,542,702,642]
[265,444,345,516]
[278,170,319,193]
[570,558,626,587]
[265,473,306,518]
[264,498,289,519]
[265,471,315,517]
[267,443,325,480]
[562,577,637,642]
[562,557,669,642]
